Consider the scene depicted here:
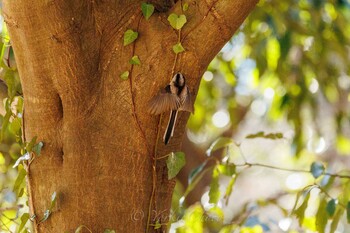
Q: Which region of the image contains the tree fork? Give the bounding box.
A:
[3,0,258,232]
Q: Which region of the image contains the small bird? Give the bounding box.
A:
[148,73,194,145]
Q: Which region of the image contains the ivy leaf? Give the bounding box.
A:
[120,71,130,80]
[183,3,189,11]
[18,213,30,233]
[167,13,187,30]
[13,152,31,168]
[26,136,37,153]
[310,162,325,178]
[129,55,141,65]
[166,152,186,179]
[172,43,185,54]
[326,199,336,217]
[33,142,44,156]
[123,29,138,46]
[206,137,233,156]
[141,3,154,20]
[209,166,220,204]
[154,220,161,229]
[293,191,311,225]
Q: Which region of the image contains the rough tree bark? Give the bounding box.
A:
[3,0,258,232]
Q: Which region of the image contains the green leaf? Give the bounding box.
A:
[310,162,325,178]
[103,229,116,233]
[18,213,30,233]
[347,202,350,223]
[316,198,328,233]
[154,220,161,229]
[167,13,187,30]
[326,199,336,217]
[141,3,155,20]
[129,55,141,65]
[246,131,283,139]
[40,209,51,223]
[182,3,189,11]
[224,175,236,205]
[26,136,37,153]
[294,190,311,225]
[209,166,220,204]
[13,165,27,195]
[206,137,233,156]
[49,191,57,211]
[33,142,44,156]
[120,71,130,80]
[166,152,186,179]
[172,43,185,54]
[123,29,138,46]
[217,164,236,176]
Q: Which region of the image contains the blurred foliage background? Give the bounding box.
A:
[1,0,350,232]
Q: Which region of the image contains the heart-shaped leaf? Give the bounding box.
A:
[166,152,186,179]
[123,29,138,46]
[129,55,141,65]
[141,3,155,20]
[167,13,187,30]
[120,71,129,80]
[172,43,185,54]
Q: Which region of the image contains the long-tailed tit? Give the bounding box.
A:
[148,73,194,144]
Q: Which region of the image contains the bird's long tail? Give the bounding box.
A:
[163,110,178,145]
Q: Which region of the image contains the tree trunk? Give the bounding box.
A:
[3,0,258,232]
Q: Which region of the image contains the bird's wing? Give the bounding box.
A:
[148,91,180,115]
[179,86,194,113]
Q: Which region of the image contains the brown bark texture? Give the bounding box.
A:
[3,0,258,232]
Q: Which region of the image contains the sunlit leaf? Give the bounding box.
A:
[141,3,154,20]
[103,229,116,233]
[172,42,185,54]
[177,204,204,233]
[206,137,233,156]
[13,165,27,195]
[217,163,236,176]
[40,209,51,223]
[294,191,311,225]
[167,13,187,30]
[246,131,283,139]
[18,213,29,233]
[224,175,236,204]
[310,162,325,178]
[316,197,328,233]
[75,225,92,233]
[129,55,141,65]
[209,166,220,204]
[120,71,129,80]
[166,152,186,179]
[153,220,161,229]
[123,29,138,46]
